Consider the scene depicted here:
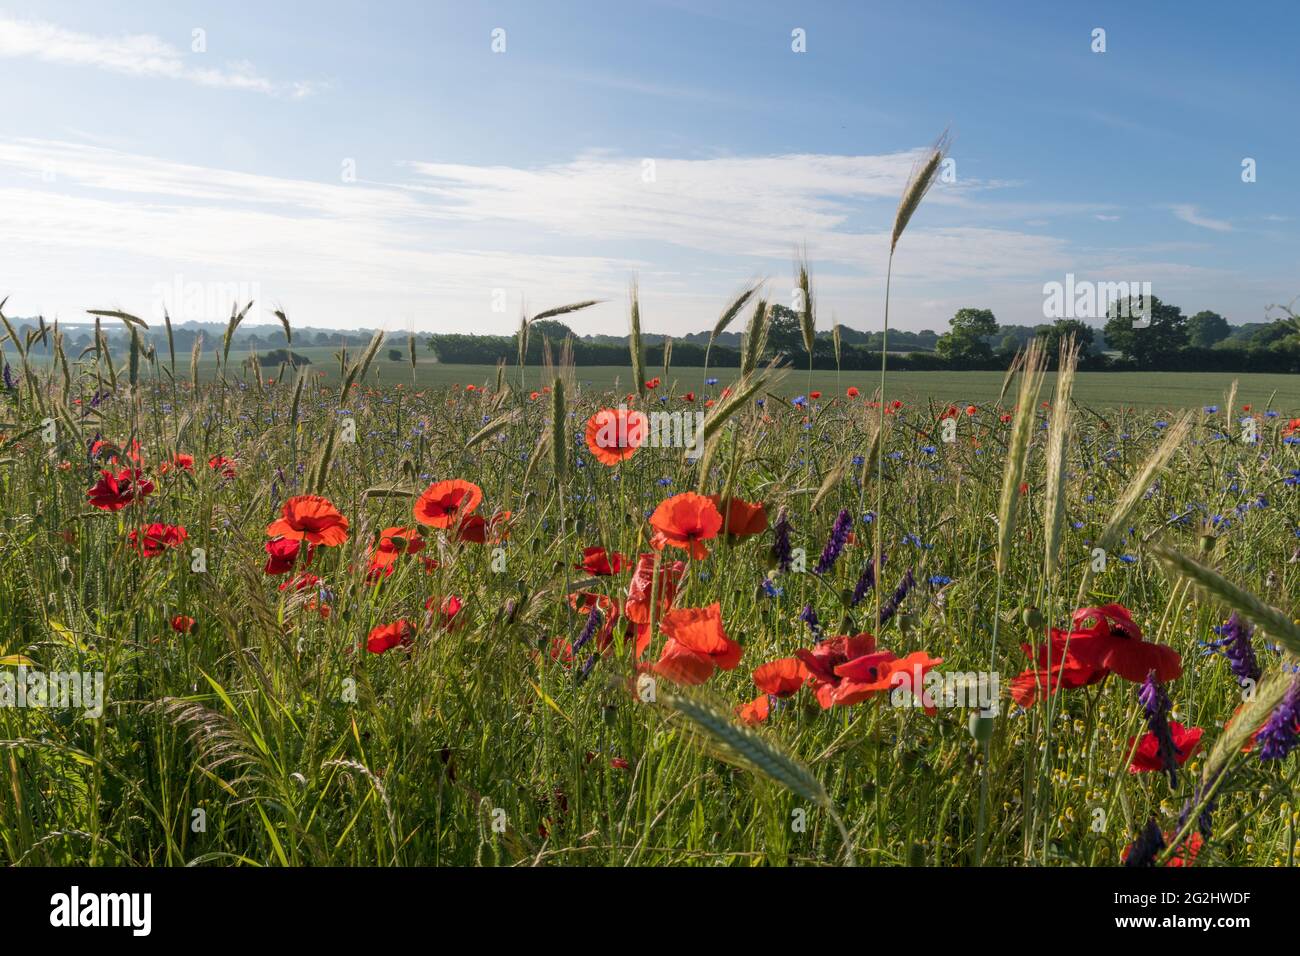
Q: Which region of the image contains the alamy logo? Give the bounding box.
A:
[0,667,104,718]
[1042,273,1152,327]
[49,886,151,936]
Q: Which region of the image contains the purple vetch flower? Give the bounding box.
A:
[850,553,886,607]
[771,507,793,572]
[1138,670,1181,788]
[1177,774,1218,840]
[572,605,603,655]
[1,362,13,392]
[799,604,824,642]
[1207,613,1261,685]
[1124,817,1166,867]
[877,568,916,625]
[814,508,852,575]
[1257,677,1300,761]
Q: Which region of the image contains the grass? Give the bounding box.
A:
[2,341,1299,867]
[209,350,1300,411]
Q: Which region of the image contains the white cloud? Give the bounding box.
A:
[0,137,1253,334]
[1170,203,1233,232]
[0,16,319,97]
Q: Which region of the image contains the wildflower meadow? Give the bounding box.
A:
[3,280,1299,870]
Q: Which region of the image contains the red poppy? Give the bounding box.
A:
[279,572,321,592]
[707,494,768,539]
[833,650,945,708]
[266,495,350,546]
[846,387,859,398]
[128,522,188,557]
[1065,604,1182,683]
[737,694,771,725]
[648,492,723,559]
[368,525,425,572]
[809,391,821,400]
[584,408,647,466]
[454,509,512,544]
[264,536,311,575]
[208,455,237,479]
[576,546,627,576]
[652,603,742,685]
[624,553,685,657]
[160,453,194,475]
[413,479,483,529]
[367,619,414,654]
[683,392,695,402]
[170,615,196,634]
[794,633,879,709]
[1122,831,1203,867]
[424,594,464,630]
[87,468,154,511]
[753,657,809,697]
[1128,721,1203,773]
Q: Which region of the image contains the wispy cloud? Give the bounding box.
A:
[0,16,320,97]
[1170,203,1233,232]
[0,137,1246,333]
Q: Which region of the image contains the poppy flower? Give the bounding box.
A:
[87,468,154,511]
[367,619,414,654]
[368,526,425,571]
[652,603,742,685]
[454,509,512,544]
[832,650,945,708]
[266,495,350,546]
[279,572,321,592]
[624,551,684,634]
[208,455,237,479]
[648,492,723,559]
[1128,721,1203,773]
[707,494,769,539]
[584,408,647,466]
[809,391,821,400]
[737,694,771,725]
[128,522,188,557]
[795,633,879,709]
[846,387,859,398]
[1122,830,1202,867]
[160,453,194,475]
[1066,604,1182,683]
[425,594,464,630]
[170,615,196,634]
[576,546,627,576]
[753,657,809,697]
[413,479,483,529]
[264,537,311,575]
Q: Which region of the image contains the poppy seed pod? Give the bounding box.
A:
[969,712,996,744]
[1021,606,1044,630]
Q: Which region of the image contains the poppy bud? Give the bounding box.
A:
[1021,606,1044,630]
[969,712,995,744]
[59,556,73,585]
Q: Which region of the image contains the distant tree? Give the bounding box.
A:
[764,304,803,356]
[1103,296,1188,367]
[387,348,403,361]
[936,308,997,361]
[1037,318,1095,358]
[1188,310,1231,348]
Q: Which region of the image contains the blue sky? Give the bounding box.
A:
[1,0,1296,335]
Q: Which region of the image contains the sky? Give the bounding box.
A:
[1,0,1296,337]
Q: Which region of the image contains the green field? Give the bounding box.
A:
[242,351,1300,411]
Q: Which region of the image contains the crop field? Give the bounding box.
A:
[2,320,1299,868]
[206,348,1300,411]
